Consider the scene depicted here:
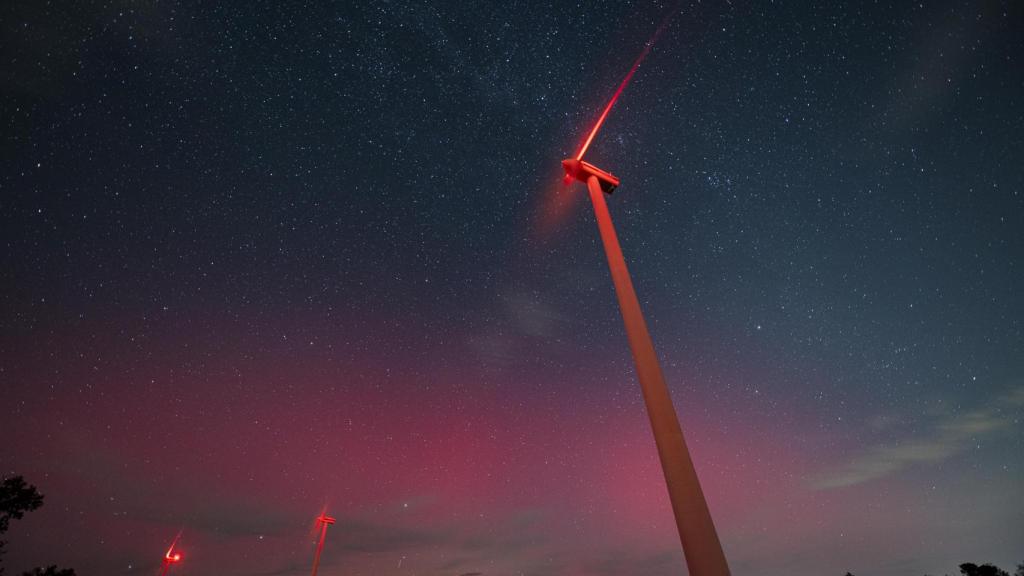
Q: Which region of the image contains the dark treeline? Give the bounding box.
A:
[846,564,1024,576]
[955,563,1022,576]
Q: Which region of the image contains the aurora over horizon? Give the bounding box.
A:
[2,1,1022,575]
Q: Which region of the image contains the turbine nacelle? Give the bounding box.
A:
[562,158,620,194]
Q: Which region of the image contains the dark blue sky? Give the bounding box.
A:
[2,1,1022,575]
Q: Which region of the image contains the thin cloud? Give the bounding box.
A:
[809,387,1023,489]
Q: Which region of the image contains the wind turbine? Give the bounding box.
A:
[559,20,732,576]
[310,512,336,576]
[157,533,182,576]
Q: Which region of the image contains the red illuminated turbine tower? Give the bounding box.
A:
[561,101,731,576]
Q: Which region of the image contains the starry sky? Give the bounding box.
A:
[2,1,1023,575]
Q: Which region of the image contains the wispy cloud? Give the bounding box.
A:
[809,386,1024,489]
[468,290,567,364]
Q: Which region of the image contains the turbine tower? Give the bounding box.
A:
[560,75,731,576]
[310,512,336,576]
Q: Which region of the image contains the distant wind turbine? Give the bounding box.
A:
[157,532,182,576]
[310,512,336,576]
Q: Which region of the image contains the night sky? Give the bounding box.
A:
[2,1,1023,575]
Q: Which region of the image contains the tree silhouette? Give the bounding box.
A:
[960,563,1010,576]
[0,476,75,576]
[0,477,43,534]
[0,477,44,576]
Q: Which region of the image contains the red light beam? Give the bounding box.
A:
[575,9,676,161]
[533,173,578,240]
